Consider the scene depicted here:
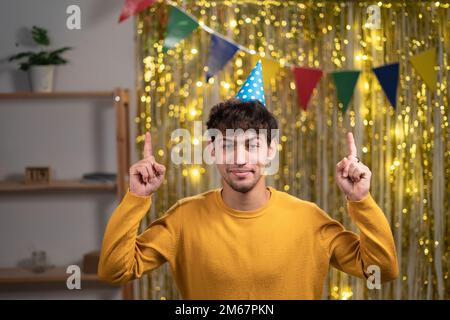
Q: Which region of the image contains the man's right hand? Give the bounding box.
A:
[129,131,166,197]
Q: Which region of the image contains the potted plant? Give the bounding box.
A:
[8,26,72,92]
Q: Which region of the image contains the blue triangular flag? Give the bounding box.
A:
[372,62,399,108]
[206,34,239,81]
[235,60,266,106]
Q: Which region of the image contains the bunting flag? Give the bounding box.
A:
[124,3,438,114]
[292,67,323,110]
[250,55,281,87]
[331,70,360,113]
[206,34,239,81]
[410,48,437,90]
[163,6,199,52]
[373,62,400,108]
[236,60,266,106]
[118,0,156,23]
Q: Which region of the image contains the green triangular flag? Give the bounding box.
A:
[331,70,361,113]
[163,6,199,52]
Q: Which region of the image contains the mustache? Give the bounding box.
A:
[227,167,255,173]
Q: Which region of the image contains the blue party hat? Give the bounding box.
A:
[235,60,266,106]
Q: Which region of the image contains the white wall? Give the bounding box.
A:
[0,0,138,299]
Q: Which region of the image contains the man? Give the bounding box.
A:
[98,99,398,299]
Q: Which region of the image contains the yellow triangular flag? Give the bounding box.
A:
[410,48,437,90]
[251,55,280,86]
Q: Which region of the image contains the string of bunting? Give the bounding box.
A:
[119,0,438,113]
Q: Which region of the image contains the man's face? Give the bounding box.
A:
[211,129,276,193]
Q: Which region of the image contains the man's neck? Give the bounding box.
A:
[221,178,270,211]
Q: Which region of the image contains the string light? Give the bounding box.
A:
[340,289,353,300]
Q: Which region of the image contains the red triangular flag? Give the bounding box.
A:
[118,0,156,23]
[292,66,323,110]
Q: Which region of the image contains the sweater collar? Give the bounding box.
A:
[214,186,277,219]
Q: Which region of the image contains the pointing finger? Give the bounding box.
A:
[346,132,357,159]
[143,131,153,158]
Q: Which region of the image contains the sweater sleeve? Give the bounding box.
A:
[318,193,399,283]
[98,189,181,284]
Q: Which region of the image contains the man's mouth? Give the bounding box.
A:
[228,169,254,178]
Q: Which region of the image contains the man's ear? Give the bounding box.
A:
[267,138,277,161]
[202,140,216,165]
[208,141,215,157]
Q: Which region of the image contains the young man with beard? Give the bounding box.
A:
[98,99,398,299]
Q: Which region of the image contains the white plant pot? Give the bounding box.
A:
[28,65,55,92]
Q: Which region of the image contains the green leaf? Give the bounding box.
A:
[8,51,34,62]
[29,51,48,65]
[49,47,72,56]
[31,26,50,46]
[48,47,71,65]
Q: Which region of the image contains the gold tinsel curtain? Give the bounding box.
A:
[134,1,449,300]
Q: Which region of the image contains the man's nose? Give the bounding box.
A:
[234,144,247,165]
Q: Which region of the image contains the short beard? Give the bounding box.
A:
[224,175,261,193]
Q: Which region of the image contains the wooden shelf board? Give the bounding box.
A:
[0,180,116,192]
[0,266,102,284]
[0,92,115,99]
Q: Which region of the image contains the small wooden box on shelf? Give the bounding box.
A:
[25,167,51,184]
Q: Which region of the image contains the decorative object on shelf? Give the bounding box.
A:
[82,172,117,184]
[83,251,100,274]
[8,26,72,92]
[31,250,49,273]
[25,166,51,184]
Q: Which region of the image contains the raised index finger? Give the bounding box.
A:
[143,131,153,158]
[346,132,357,158]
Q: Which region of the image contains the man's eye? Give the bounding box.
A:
[249,144,259,149]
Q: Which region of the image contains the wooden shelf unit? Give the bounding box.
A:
[0,89,131,295]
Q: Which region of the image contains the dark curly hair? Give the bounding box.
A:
[206,99,278,145]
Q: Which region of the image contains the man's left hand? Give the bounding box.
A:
[335,132,371,201]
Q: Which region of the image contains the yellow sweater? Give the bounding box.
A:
[98,187,398,299]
